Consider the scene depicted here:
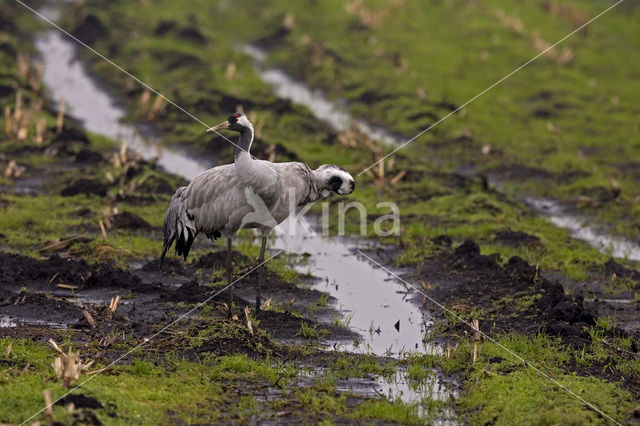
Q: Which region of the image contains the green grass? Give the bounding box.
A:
[0,338,222,424]
[461,370,632,425]
[354,399,423,424]
[330,354,395,378]
[0,337,450,424]
[298,322,329,340]
[404,333,636,424]
[206,0,640,244]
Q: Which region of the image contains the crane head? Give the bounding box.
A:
[314,164,355,197]
[207,112,253,133]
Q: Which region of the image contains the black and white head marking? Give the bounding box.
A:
[227,112,253,132]
[315,164,355,196]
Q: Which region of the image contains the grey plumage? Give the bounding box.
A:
[162,160,324,262]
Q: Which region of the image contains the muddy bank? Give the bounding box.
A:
[0,249,356,344]
[399,238,640,392]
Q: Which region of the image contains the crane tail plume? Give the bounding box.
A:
[161,186,197,266]
[160,234,174,269]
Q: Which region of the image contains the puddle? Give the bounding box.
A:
[585,298,635,305]
[0,314,68,329]
[297,367,457,423]
[242,44,400,146]
[274,218,433,357]
[34,25,210,181]
[527,198,640,263]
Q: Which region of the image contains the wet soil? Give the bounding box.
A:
[0,249,355,345]
[394,239,640,391]
[493,229,541,248]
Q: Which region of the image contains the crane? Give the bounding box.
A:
[162,112,355,317]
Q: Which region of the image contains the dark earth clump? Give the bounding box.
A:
[194,250,249,269]
[73,148,104,164]
[603,258,640,280]
[407,239,640,390]
[52,125,91,145]
[109,212,152,230]
[61,178,109,197]
[0,252,142,291]
[72,14,108,45]
[493,229,541,247]
[56,394,104,409]
[161,279,211,304]
[580,185,618,203]
[419,240,596,343]
[136,175,175,195]
[432,235,452,247]
[141,257,185,275]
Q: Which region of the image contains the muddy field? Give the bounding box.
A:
[2,0,640,425]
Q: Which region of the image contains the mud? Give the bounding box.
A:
[493,229,541,247]
[0,246,357,351]
[0,252,144,292]
[109,212,152,231]
[404,239,640,391]
[1,293,82,328]
[56,394,103,409]
[61,178,109,197]
[415,240,596,340]
[71,13,108,45]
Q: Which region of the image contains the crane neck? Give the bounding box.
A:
[234,125,254,161]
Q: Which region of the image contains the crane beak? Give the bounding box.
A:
[206,121,230,133]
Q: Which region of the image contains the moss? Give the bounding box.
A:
[330,354,395,378]
[353,399,422,424]
[461,370,632,425]
[206,353,297,384]
[298,322,329,340]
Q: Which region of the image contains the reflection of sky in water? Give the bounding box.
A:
[1,315,68,329]
[242,44,400,147]
[35,31,211,180]
[275,216,435,357]
[528,198,640,263]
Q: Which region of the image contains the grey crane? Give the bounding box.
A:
[161,112,355,317]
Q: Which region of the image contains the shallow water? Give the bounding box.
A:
[242,44,400,146]
[0,314,68,329]
[274,218,433,356]
[297,367,457,423]
[34,31,210,180]
[527,198,640,263]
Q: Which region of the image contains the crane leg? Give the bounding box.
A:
[256,236,267,311]
[226,237,233,319]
